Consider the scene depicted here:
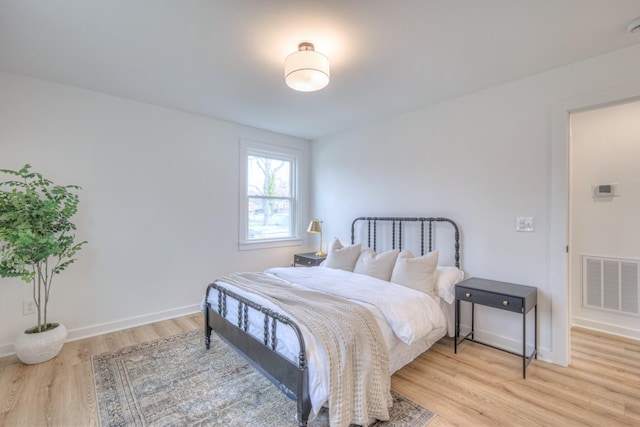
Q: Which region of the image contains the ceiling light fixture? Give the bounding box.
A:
[284,42,330,92]
[628,17,640,33]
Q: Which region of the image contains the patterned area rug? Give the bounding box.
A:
[92,329,436,427]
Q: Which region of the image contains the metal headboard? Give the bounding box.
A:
[350,216,460,268]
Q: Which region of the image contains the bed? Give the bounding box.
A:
[204,216,462,427]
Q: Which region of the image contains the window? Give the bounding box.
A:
[239,140,302,249]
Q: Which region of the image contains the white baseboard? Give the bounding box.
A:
[457,325,552,363]
[572,316,640,341]
[2,309,558,366]
[0,304,201,358]
[0,343,13,358]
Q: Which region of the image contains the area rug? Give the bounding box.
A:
[92,329,436,427]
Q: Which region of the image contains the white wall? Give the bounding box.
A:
[311,44,640,364]
[570,100,640,338]
[4,43,640,364]
[0,72,311,356]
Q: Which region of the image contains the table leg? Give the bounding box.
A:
[471,302,475,340]
[522,310,526,379]
[534,304,538,360]
[455,298,460,353]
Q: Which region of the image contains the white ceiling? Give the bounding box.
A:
[1,1,640,140]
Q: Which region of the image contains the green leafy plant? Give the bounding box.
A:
[0,164,87,333]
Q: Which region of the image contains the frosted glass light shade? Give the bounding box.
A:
[284,48,330,92]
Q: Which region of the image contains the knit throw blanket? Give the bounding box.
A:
[217,272,392,427]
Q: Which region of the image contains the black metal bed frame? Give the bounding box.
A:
[204,216,461,426]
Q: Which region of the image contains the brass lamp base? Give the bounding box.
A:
[316,251,327,257]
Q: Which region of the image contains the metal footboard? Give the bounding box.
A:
[204,282,311,427]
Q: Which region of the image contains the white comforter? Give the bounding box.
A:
[206,266,446,417]
[266,266,445,345]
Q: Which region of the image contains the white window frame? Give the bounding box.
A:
[239,140,303,250]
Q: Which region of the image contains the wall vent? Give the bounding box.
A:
[583,256,639,315]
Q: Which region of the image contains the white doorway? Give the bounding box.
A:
[550,84,640,367]
[569,100,640,340]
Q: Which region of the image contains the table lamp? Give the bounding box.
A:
[307,219,326,256]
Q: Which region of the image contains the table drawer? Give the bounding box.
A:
[456,286,524,313]
[294,255,320,266]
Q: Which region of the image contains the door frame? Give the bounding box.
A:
[550,83,640,366]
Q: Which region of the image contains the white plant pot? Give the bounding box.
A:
[14,323,68,364]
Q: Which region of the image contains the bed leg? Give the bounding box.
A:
[204,309,212,350]
[296,360,311,427]
[296,392,311,427]
[204,286,215,350]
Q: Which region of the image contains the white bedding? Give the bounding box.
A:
[206,266,447,417]
[267,267,445,344]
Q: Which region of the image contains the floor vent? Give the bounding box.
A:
[583,256,639,315]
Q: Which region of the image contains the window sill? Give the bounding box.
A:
[238,238,303,251]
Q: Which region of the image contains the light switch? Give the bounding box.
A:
[516,217,534,232]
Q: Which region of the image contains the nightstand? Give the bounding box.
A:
[293,252,326,267]
[454,277,538,378]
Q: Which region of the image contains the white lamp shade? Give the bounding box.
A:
[284,50,330,92]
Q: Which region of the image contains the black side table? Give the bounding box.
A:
[454,277,538,378]
[293,252,326,267]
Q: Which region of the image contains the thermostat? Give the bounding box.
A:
[592,183,618,198]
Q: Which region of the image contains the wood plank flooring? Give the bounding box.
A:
[396,327,640,427]
[1,316,638,426]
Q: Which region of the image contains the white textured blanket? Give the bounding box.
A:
[217,272,392,427]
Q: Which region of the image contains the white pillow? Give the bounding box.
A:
[436,266,465,304]
[353,248,400,281]
[320,238,362,271]
[390,250,439,297]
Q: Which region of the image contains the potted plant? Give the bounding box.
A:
[0,164,87,364]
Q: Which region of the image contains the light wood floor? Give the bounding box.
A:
[395,327,640,426]
[1,314,639,426]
